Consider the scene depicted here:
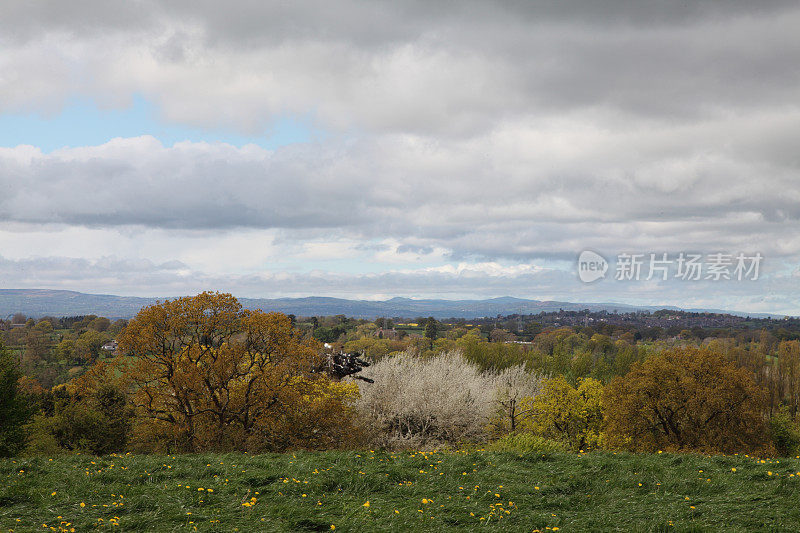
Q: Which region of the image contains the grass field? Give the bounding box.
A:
[2,449,799,532]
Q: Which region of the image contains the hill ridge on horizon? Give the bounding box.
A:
[0,288,784,320]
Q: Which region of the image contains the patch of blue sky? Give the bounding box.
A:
[0,94,316,152]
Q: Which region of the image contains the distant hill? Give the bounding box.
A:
[0,289,158,319]
[0,289,780,320]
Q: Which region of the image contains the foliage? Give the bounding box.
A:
[313,325,347,343]
[485,365,544,436]
[518,376,604,450]
[116,292,352,453]
[0,343,35,457]
[770,406,800,457]
[424,317,439,343]
[246,377,362,452]
[72,330,106,365]
[604,347,771,454]
[343,336,407,358]
[25,383,131,456]
[456,329,533,371]
[355,350,496,447]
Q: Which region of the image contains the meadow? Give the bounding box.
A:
[2,450,799,532]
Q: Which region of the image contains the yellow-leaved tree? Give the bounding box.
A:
[116,292,359,452]
[517,375,604,450]
[603,347,769,454]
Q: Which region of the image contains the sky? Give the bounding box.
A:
[1,1,799,315]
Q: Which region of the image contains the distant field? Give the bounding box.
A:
[2,450,799,532]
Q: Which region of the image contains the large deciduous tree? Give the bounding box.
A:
[603,347,770,454]
[116,292,352,452]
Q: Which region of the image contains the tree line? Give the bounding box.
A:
[1,292,799,457]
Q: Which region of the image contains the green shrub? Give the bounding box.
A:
[487,432,567,454]
[25,384,131,455]
[0,343,35,457]
[770,407,800,456]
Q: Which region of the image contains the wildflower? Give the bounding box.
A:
[80,503,85,508]
[363,501,370,508]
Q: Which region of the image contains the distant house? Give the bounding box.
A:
[101,340,119,352]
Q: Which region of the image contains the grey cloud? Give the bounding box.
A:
[396,244,434,255]
[3,1,800,135]
[0,1,156,41]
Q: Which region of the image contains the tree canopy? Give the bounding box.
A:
[115,292,357,452]
[604,347,770,454]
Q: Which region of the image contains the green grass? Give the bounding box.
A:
[2,450,800,532]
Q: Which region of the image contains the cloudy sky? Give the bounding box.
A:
[1,1,799,314]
